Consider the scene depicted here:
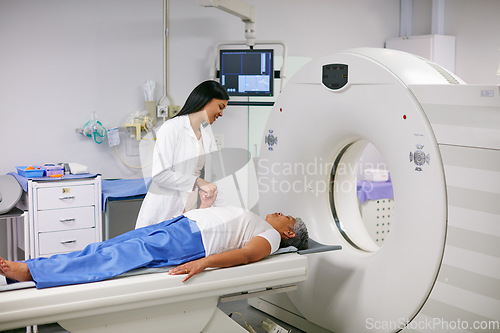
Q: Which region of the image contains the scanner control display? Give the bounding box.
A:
[322,64,348,90]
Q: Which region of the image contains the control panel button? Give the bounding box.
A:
[409,144,430,171]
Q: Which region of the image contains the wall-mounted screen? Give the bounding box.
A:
[219,49,274,96]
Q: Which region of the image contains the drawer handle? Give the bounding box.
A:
[59,218,76,223]
[59,196,75,200]
[60,240,77,244]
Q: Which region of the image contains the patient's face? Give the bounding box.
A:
[266,212,296,236]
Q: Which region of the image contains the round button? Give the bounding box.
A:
[414,150,425,166]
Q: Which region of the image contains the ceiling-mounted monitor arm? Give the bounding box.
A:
[198,0,256,46]
[198,0,254,22]
[199,0,288,93]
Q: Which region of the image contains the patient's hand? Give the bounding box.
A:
[168,258,208,282]
[199,189,217,208]
[197,178,217,197]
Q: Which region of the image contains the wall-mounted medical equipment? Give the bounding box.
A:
[124,110,154,141]
[200,0,288,102]
[80,111,106,144]
[107,127,120,147]
[144,79,157,124]
[157,0,181,120]
[109,111,156,170]
[219,49,274,96]
[255,47,500,332]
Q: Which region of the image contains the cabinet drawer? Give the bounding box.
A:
[38,228,97,256]
[37,184,95,210]
[37,207,95,232]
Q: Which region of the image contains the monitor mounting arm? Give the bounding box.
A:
[198,0,256,46]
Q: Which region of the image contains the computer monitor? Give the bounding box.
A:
[219,49,274,96]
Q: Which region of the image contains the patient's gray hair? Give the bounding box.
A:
[280,217,309,250]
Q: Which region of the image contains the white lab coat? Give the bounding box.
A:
[135,115,222,228]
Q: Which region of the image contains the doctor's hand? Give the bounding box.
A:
[196,178,217,198]
[168,258,208,282]
[199,189,217,208]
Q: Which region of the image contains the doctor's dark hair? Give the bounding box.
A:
[175,80,229,117]
[280,217,309,250]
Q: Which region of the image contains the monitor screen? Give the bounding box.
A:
[219,49,274,96]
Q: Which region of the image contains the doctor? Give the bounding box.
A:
[135,80,229,228]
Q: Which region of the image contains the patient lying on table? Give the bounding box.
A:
[0,191,308,289]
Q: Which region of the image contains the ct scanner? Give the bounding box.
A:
[254,48,500,332]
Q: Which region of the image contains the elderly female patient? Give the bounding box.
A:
[0,191,308,289]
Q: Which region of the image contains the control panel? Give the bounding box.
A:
[410,144,431,171]
[322,64,348,90]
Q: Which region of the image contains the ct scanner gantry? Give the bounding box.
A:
[255,48,500,333]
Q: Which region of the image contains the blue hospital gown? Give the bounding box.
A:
[26,215,205,289]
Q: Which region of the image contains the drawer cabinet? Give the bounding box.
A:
[37,185,95,210]
[38,228,97,256]
[37,206,95,232]
[27,176,102,258]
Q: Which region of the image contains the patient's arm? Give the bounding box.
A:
[168,236,272,282]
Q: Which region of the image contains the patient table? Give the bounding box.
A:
[0,251,308,332]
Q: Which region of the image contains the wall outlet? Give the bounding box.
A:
[157,105,168,117]
[214,134,224,150]
[168,105,181,117]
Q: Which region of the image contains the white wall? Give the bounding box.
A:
[407,0,500,84]
[1,0,499,178]
[445,0,500,84]
[0,0,164,179]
